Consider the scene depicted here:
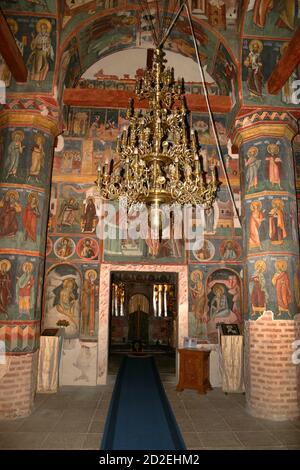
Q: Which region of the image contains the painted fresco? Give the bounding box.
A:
[247,255,299,320]
[0,128,54,187]
[48,183,100,235]
[57,37,82,102]
[0,254,43,321]
[43,262,99,341]
[2,15,56,93]
[43,264,81,339]
[244,1,300,38]
[1,0,57,13]
[189,265,242,342]
[80,266,99,339]
[245,195,297,253]
[242,139,295,195]
[242,38,300,107]
[0,186,47,252]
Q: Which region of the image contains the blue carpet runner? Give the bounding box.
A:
[101,355,186,450]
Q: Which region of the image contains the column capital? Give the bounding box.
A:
[0,109,60,137]
[231,111,298,148]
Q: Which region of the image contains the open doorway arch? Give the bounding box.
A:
[97,263,188,384]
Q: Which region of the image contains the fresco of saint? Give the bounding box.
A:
[27,18,54,83]
[0,190,22,237]
[5,131,25,179]
[272,260,292,316]
[244,40,264,99]
[245,146,260,191]
[249,200,264,249]
[28,134,45,182]
[0,259,12,317]
[249,260,268,316]
[81,197,98,233]
[266,144,282,189]
[58,197,80,228]
[16,262,35,318]
[190,270,207,334]
[23,192,40,242]
[269,199,287,245]
[81,270,98,337]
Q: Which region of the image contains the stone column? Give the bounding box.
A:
[232,112,300,421]
[0,107,59,418]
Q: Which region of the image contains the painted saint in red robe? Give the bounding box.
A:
[0,190,22,237]
[272,261,292,315]
[23,192,40,242]
[0,259,12,316]
[249,201,264,249]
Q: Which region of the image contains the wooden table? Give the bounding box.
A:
[176,348,212,394]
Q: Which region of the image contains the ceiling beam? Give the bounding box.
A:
[267,25,300,95]
[63,88,232,113]
[0,9,27,83]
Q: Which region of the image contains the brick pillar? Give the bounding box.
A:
[232,112,300,420]
[0,107,58,418]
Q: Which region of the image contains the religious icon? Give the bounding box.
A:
[266,144,282,189]
[190,270,207,334]
[249,260,268,317]
[23,192,40,242]
[80,197,98,233]
[252,0,297,31]
[54,237,75,259]
[0,190,22,237]
[245,146,260,191]
[269,199,287,245]
[28,133,45,183]
[77,238,98,259]
[193,239,215,261]
[272,260,292,317]
[220,240,240,260]
[5,130,25,179]
[209,284,230,319]
[0,259,12,318]
[53,277,79,324]
[249,200,264,249]
[16,262,35,318]
[81,269,98,337]
[58,197,79,228]
[244,40,264,100]
[27,18,54,84]
[204,206,215,233]
[207,272,242,323]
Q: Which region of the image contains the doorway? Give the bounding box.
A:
[97,264,188,384]
[108,271,178,377]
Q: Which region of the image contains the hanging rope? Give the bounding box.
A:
[156,0,241,227]
[184,2,241,227]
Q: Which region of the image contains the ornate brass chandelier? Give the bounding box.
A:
[96,47,219,209]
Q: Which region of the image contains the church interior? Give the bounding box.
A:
[0,0,300,451]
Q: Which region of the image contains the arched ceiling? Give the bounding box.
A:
[58,5,239,97]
